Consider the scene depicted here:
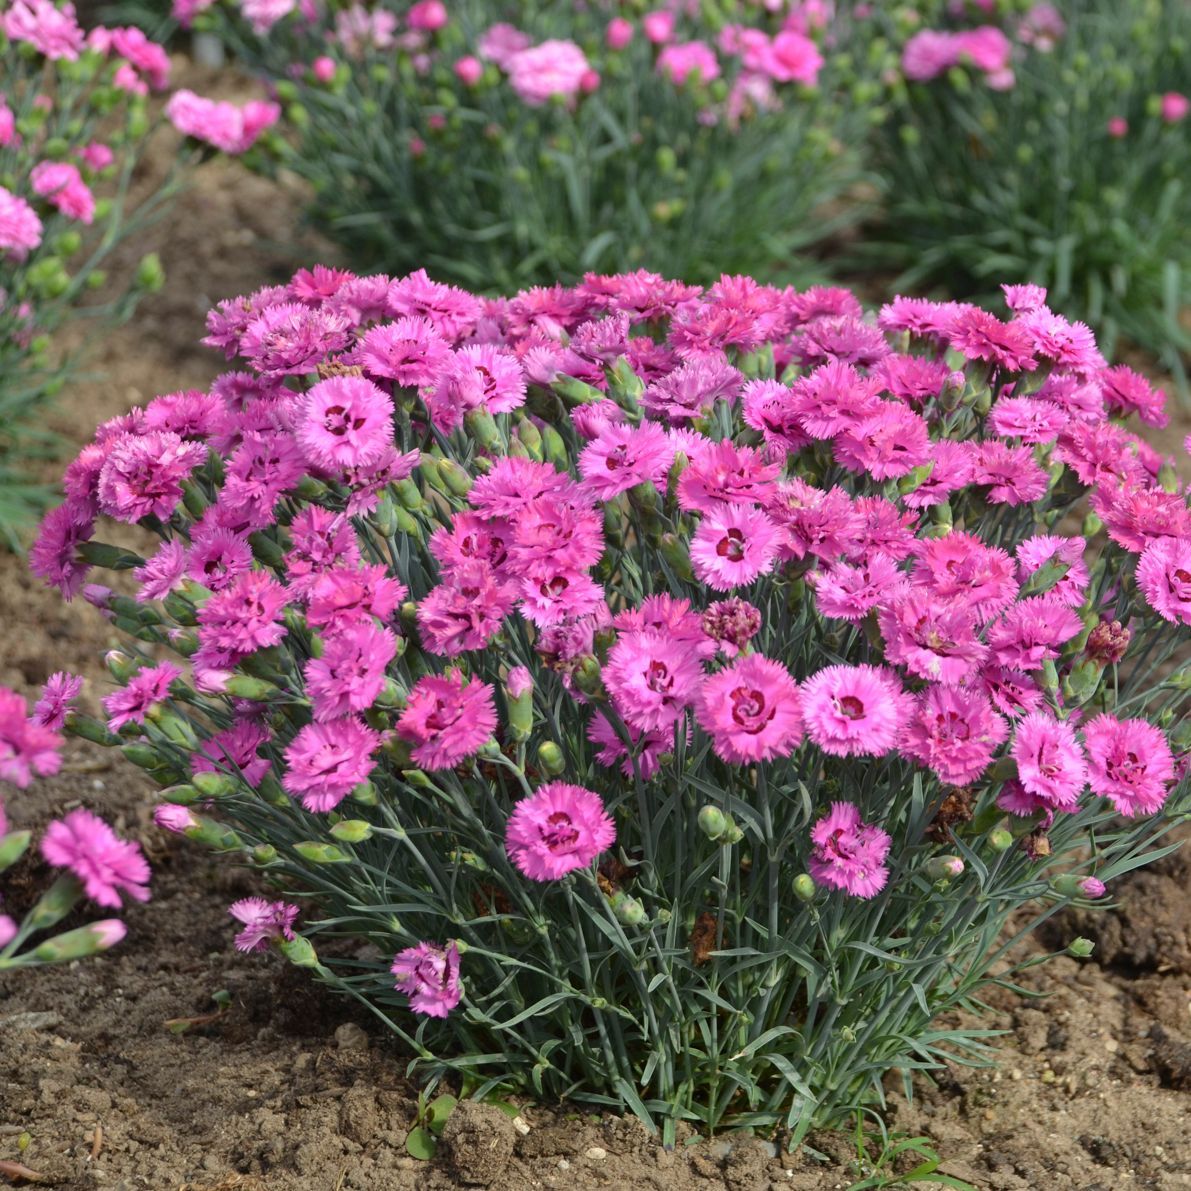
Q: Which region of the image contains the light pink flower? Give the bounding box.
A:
[801,664,910,757]
[808,802,891,899]
[696,654,803,764]
[391,940,462,1017]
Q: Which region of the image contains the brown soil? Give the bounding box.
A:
[2,58,1190,1191]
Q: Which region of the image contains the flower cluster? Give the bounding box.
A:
[37,263,1189,1135]
[176,0,869,288]
[1,679,147,970]
[0,0,278,541]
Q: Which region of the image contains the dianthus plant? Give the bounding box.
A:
[868,0,1191,381]
[36,265,1191,1141]
[179,0,877,289]
[0,0,279,545]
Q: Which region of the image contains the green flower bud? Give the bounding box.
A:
[792,873,817,902]
[464,408,503,452]
[183,817,242,850]
[64,713,119,747]
[437,457,473,497]
[292,841,352,864]
[988,828,1014,852]
[392,476,424,510]
[610,892,646,927]
[121,743,164,770]
[541,425,568,468]
[27,875,84,931]
[537,741,566,776]
[697,805,728,840]
[223,675,280,701]
[191,771,238,798]
[252,844,278,865]
[923,856,964,882]
[280,935,320,967]
[402,768,435,790]
[659,533,693,582]
[0,830,32,873]
[573,656,604,699]
[136,252,165,292]
[33,919,126,963]
[553,374,605,406]
[1067,937,1095,959]
[351,780,379,806]
[329,819,374,843]
[505,669,534,742]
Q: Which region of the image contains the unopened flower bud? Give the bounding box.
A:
[537,741,566,776]
[437,457,473,497]
[988,828,1014,852]
[924,856,964,882]
[610,892,645,927]
[33,919,126,963]
[104,650,137,681]
[697,805,728,840]
[505,666,534,741]
[464,408,503,452]
[351,780,379,806]
[253,844,278,865]
[329,819,374,843]
[27,875,84,930]
[792,873,817,902]
[280,935,320,967]
[223,675,280,702]
[65,713,119,747]
[1067,937,1095,959]
[292,841,352,864]
[573,655,604,699]
[659,533,693,582]
[191,771,237,798]
[153,803,199,833]
[0,830,32,873]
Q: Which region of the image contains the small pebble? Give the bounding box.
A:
[557,1159,570,1171]
[512,1115,530,1135]
[584,1146,607,1160]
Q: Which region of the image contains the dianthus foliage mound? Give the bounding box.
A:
[34,265,1191,1140]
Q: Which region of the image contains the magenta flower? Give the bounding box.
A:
[3,0,85,59]
[305,564,407,633]
[1083,715,1174,817]
[605,629,705,733]
[103,661,182,731]
[578,422,674,500]
[834,405,932,481]
[29,504,94,600]
[153,803,199,833]
[391,940,462,1018]
[396,672,497,771]
[1015,535,1089,607]
[41,808,151,908]
[808,803,891,899]
[1011,712,1087,810]
[812,555,908,623]
[912,531,1018,619]
[1,686,64,788]
[96,431,208,524]
[283,717,381,812]
[30,160,94,224]
[505,782,616,881]
[197,570,289,659]
[31,671,83,730]
[588,712,675,780]
[297,376,394,471]
[1136,538,1191,625]
[696,654,803,764]
[192,719,272,787]
[690,504,781,591]
[901,687,1008,786]
[305,621,398,720]
[801,664,910,758]
[228,897,299,952]
[418,564,517,656]
[974,442,1049,506]
[987,597,1083,672]
[701,597,762,656]
[357,317,449,387]
[135,539,189,602]
[657,41,720,85]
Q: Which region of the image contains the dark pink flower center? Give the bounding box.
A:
[716,528,746,563]
[646,660,673,694]
[836,694,866,720]
[541,811,580,854]
[322,403,367,437]
[730,685,775,734]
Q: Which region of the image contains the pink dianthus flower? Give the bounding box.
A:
[696,654,803,764]
[800,664,910,757]
[808,802,891,899]
[297,376,395,471]
[396,672,497,771]
[1083,715,1174,817]
[283,717,380,812]
[604,629,705,733]
[1012,712,1087,809]
[228,898,299,951]
[505,782,616,880]
[41,808,150,907]
[103,661,181,730]
[391,940,462,1018]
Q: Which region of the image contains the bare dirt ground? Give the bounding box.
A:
[1,59,1189,1191]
